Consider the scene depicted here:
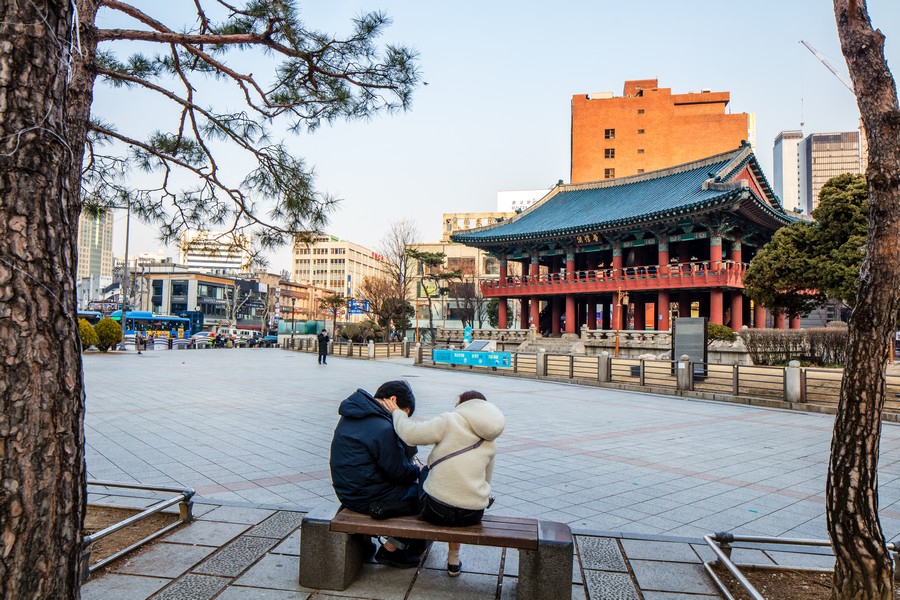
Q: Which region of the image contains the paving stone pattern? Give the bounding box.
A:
[83,349,900,541]
[78,349,886,598]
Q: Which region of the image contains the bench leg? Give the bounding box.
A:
[299,503,367,590]
[518,521,573,600]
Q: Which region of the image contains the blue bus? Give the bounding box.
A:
[109,311,192,338]
[76,310,103,325]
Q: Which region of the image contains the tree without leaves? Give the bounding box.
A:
[379,219,419,307]
[319,293,346,339]
[743,173,867,317]
[359,275,404,341]
[828,2,900,598]
[0,2,418,597]
[406,248,461,342]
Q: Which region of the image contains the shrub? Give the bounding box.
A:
[340,320,382,343]
[94,318,123,352]
[707,323,737,343]
[739,327,848,366]
[78,318,99,350]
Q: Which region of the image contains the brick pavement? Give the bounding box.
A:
[84,348,900,542]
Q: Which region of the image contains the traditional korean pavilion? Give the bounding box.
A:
[452,144,795,333]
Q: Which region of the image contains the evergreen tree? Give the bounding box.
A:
[0,2,418,596]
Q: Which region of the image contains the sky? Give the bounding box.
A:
[94,0,900,274]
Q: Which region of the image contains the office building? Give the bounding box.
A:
[77,209,114,279]
[496,189,551,213]
[442,212,517,242]
[570,79,752,183]
[773,130,804,212]
[291,234,388,301]
[179,230,253,274]
[773,130,862,214]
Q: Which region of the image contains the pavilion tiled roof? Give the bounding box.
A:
[452,145,792,245]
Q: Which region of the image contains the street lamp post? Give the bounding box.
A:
[290,296,297,348]
[118,203,131,350]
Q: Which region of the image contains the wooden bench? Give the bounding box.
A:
[298,502,572,600]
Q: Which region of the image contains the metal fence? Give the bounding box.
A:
[284,337,410,360]
[417,347,900,417]
[83,481,194,579]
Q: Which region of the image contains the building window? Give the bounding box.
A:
[604,128,615,140]
[637,109,645,114]
[604,168,615,179]
[604,148,615,159]
[637,148,645,154]
[637,129,645,134]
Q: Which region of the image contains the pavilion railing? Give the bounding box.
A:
[481,260,749,295]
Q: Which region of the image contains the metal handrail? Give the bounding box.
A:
[83,480,195,579]
[703,531,897,600]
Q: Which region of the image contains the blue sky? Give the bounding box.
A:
[98,1,899,273]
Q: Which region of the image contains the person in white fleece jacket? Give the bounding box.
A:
[380,390,505,577]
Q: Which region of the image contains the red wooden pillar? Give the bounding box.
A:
[530,297,540,330]
[565,294,575,334]
[551,297,562,335]
[498,299,508,329]
[731,238,742,264]
[657,236,669,274]
[774,312,786,329]
[587,298,597,330]
[730,293,743,330]
[612,242,623,330]
[657,290,670,330]
[710,290,724,325]
[499,259,508,283]
[520,299,529,329]
[612,294,622,331]
[754,303,767,328]
[633,298,646,330]
[679,292,691,317]
[790,315,801,330]
[709,232,724,324]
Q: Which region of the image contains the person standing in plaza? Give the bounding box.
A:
[330,380,426,568]
[317,329,330,364]
[380,390,504,577]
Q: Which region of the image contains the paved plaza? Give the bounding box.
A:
[84,347,900,542]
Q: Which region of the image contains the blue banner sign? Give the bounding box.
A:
[433,350,512,368]
[348,299,370,314]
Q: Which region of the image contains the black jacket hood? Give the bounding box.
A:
[339,389,391,420]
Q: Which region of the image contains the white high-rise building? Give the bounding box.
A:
[179,230,253,274]
[773,130,862,215]
[773,130,804,213]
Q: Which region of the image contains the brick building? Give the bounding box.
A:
[571,79,751,183]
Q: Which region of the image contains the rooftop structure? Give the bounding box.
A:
[571,79,752,183]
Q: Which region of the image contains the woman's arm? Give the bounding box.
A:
[391,411,448,446]
[485,454,495,484]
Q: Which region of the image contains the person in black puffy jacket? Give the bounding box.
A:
[329,380,425,568]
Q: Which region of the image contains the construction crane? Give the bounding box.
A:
[800,40,854,92]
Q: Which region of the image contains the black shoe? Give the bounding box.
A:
[374,546,421,569]
[447,561,461,577]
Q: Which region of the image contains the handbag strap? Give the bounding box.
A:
[428,439,484,470]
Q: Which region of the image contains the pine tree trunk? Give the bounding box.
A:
[828,2,900,598]
[0,1,98,598]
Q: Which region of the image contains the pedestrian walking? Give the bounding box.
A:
[317,329,330,364]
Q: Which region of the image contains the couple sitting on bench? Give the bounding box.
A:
[329,380,505,577]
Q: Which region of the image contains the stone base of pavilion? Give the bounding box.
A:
[436,326,753,364]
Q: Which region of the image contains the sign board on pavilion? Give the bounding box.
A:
[672,317,708,376]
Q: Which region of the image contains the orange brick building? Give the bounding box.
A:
[571,79,750,183]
